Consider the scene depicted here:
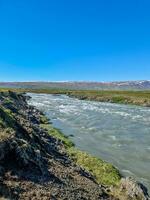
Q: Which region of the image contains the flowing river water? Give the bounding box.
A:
[28,93,150,191]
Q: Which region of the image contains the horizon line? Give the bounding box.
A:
[0,80,149,83]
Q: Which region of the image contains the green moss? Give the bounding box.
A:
[40,115,49,124]
[0,106,16,129]
[41,121,121,186]
[3,98,14,106]
[68,148,121,186]
[41,124,74,148]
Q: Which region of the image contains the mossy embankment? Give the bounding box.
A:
[40,122,121,186]
[0,87,150,107]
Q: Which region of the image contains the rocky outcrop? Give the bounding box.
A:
[111,177,150,200]
[120,177,149,200]
[0,91,149,200]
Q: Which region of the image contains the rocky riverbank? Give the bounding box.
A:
[0,91,149,200]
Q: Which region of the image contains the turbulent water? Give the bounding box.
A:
[28,93,150,191]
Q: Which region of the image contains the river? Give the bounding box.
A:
[28,93,150,191]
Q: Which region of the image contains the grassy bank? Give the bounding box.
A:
[67,90,150,107]
[40,116,121,186]
[0,87,150,107]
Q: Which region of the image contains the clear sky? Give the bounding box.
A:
[0,0,150,81]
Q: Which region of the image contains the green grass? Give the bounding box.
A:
[40,115,50,124]
[111,96,127,103]
[0,106,15,141]
[41,124,74,148]
[1,88,150,106]
[67,90,150,106]
[0,106,16,129]
[41,121,121,186]
[68,148,121,186]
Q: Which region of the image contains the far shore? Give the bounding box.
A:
[0,88,150,107]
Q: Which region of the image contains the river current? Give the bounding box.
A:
[28,93,150,191]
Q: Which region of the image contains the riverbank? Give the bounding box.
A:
[67,90,150,107]
[0,91,149,199]
[40,121,121,186]
[0,88,150,107]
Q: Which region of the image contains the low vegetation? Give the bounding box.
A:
[67,90,150,106]
[41,120,121,186]
[41,124,74,149]
[0,88,150,106]
[68,148,121,186]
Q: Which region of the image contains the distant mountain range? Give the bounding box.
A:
[0,80,150,90]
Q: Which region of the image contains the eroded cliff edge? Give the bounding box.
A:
[0,91,149,200]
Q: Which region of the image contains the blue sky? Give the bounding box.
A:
[0,0,150,81]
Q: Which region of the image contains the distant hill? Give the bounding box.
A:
[0,80,150,90]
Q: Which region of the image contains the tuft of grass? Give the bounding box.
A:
[40,115,49,124]
[0,107,16,129]
[41,120,121,186]
[3,98,13,106]
[111,96,127,103]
